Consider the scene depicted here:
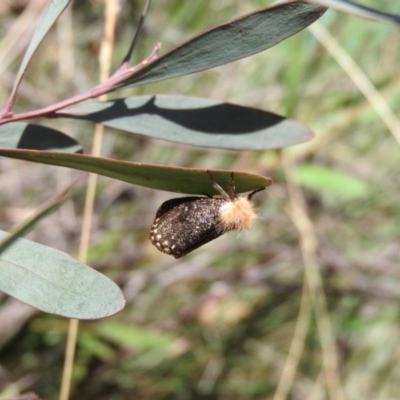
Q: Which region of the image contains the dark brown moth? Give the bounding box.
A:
[149,172,265,258]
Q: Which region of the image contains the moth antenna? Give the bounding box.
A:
[207,170,230,200]
[248,187,265,200]
[228,172,236,200]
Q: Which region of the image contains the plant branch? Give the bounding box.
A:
[0,44,161,126]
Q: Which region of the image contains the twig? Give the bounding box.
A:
[58,1,119,399]
[281,152,346,400]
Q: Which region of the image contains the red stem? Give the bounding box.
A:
[0,44,161,126]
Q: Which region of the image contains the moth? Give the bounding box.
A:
[149,171,265,258]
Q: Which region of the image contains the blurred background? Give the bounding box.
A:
[0,0,400,399]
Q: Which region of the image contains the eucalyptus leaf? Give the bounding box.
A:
[59,95,313,150]
[0,123,82,153]
[0,231,125,319]
[306,0,400,25]
[0,148,272,195]
[113,1,326,88]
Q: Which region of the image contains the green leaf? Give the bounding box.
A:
[114,1,326,88]
[79,332,116,361]
[306,0,400,25]
[0,231,125,319]
[9,0,72,102]
[294,164,368,199]
[0,149,272,195]
[59,95,313,150]
[96,322,176,353]
[0,180,80,253]
[0,123,82,153]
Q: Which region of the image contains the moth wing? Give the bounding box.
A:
[154,197,201,219]
[150,197,224,258]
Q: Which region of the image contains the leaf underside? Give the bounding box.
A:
[0,148,272,195]
[0,123,82,153]
[0,231,125,319]
[59,95,313,150]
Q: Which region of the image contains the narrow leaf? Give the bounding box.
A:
[96,322,176,353]
[0,149,272,195]
[294,164,368,199]
[114,1,326,88]
[0,179,81,253]
[9,0,72,102]
[59,95,313,150]
[0,123,82,153]
[0,231,125,319]
[306,0,400,25]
